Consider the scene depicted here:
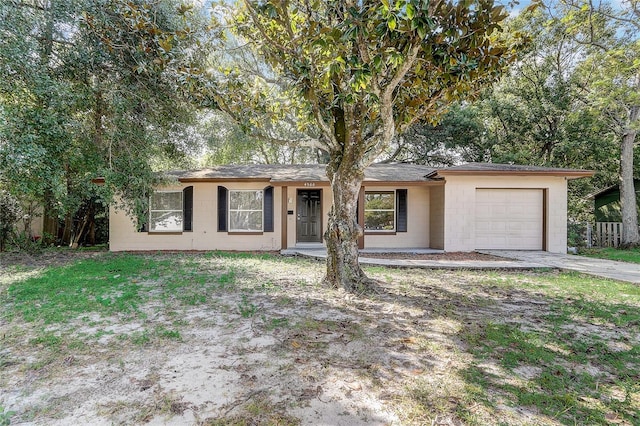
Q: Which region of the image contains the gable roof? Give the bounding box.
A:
[591,179,640,199]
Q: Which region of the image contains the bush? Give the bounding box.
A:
[10,230,45,254]
[0,190,22,252]
[567,222,590,248]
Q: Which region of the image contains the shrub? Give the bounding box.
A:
[0,190,22,252]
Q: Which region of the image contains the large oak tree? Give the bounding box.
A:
[233,0,523,290]
[552,0,640,245]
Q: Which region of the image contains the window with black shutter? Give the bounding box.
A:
[396,189,408,232]
[183,186,193,231]
[218,186,227,232]
[263,186,274,232]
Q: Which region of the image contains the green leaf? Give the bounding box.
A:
[388,16,397,31]
[407,3,416,20]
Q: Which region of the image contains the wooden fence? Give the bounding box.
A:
[594,222,623,247]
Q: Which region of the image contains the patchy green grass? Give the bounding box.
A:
[4,254,165,323]
[1,252,639,425]
[2,253,247,326]
[456,271,640,425]
[580,247,640,264]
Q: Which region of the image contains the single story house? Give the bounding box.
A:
[103,163,592,253]
[593,179,640,223]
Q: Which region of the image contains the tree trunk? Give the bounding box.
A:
[42,190,58,244]
[87,215,96,245]
[70,213,89,249]
[94,88,105,148]
[620,108,639,246]
[21,202,35,240]
[62,213,73,245]
[323,158,369,291]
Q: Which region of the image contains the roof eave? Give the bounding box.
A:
[177,177,272,183]
[435,170,595,179]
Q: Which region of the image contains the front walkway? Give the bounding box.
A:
[480,250,640,284]
[281,247,545,270]
[282,247,640,283]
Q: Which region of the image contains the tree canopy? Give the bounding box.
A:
[0,0,212,245]
[229,0,524,290]
[0,0,637,270]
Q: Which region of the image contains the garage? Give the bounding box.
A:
[475,188,544,250]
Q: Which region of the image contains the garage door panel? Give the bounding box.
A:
[475,189,543,250]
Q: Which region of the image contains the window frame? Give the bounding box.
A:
[364,190,396,233]
[228,189,264,232]
[149,190,184,233]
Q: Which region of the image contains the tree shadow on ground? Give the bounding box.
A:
[3,252,639,425]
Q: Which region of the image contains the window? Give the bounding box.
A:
[365,191,395,231]
[229,190,263,231]
[149,191,183,232]
[218,186,273,233]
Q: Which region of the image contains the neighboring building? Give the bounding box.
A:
[13,203,44,240]
[101,163,593,253]
[593,179,640,223]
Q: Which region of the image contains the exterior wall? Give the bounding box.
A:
[363,186,430,249]
[284,185,432,249]
[109,182,281,251]
[110,173,573,253]
[442,175,568,253]
[429,185,445,250]
[14,204,44,238]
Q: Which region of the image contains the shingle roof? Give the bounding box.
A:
[436,162,593,178]
[167,163,439,183]
[590,179,640,199]
[89,162,591,185]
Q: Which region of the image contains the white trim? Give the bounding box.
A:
[364,190,396,232]
[228,189,264,232]
[149,190,183,232]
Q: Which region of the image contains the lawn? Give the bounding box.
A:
[1,251,639,425]
[580,247,640,264]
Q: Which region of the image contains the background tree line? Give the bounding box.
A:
[0,0,638,283]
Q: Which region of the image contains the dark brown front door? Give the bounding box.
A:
[297,189,322,243]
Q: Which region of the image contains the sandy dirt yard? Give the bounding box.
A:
[0,251,638,425]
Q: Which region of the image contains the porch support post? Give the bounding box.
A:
[281,186,288,249]
[357,186,365,249]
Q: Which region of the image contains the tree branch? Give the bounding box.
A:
[376,42,421,151]
[242,0,297,56]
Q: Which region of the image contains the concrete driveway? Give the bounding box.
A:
[480,250,640,284]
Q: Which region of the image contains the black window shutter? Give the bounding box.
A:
[263,186,274,232]
[218,186,227,232]
[396,189,407,232]
[183,186,193,231]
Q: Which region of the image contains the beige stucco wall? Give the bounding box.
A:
[363,186,430,249]
[109,182,281,251]
[110,174,572,253]
[14,204,44,237]
[442,175,568,253]
[429,185,445,250]
[284,185,432,249]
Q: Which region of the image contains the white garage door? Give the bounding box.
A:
[475,189,543,250]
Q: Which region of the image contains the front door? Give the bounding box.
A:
[297,189,322,243]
